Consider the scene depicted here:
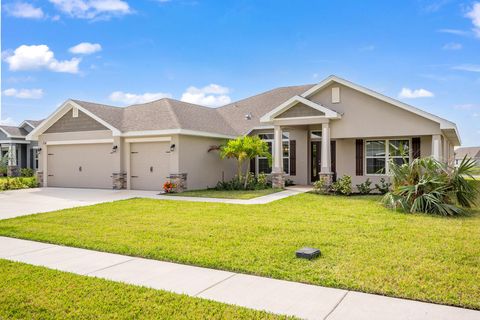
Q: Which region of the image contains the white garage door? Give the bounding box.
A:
[47,143,112,189]
[130,142,170,191]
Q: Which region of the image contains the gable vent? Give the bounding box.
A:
[72,107,79,118]
[332,87,340,103]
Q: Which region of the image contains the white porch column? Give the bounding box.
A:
[432,134,441,161]
[7,144,17,166]
[321,122,331,173]
[272,125,283,173]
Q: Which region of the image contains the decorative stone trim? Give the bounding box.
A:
[319,172,334,186]
[112,172,127,190]
[168,173,187,193]
[36,171,44,187]
[271,172,285,189]
[7,166,19,177]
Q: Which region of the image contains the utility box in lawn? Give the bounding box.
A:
[295,247,321,260]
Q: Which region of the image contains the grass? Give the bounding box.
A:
[0,259,288,319]
[0,184,479,309]
[165,188,282,199]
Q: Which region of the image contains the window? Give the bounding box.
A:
[310,131,322,140]
[72,107,79,118]
[34,149,39,170]
[366,140,386,174]
[257,132,289,174]
[365,139,410,175]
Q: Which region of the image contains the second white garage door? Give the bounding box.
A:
[130,142,170,191]
[47,143,113,189]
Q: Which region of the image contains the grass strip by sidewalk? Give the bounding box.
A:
[0,259,290,320]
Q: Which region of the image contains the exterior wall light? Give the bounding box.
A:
[170,144,176,152]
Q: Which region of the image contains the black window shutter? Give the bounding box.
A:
[330,141,336,180]
[355,139,364,176]
[250,157,256,174]
[290,140,296,176]
[412,137,421,159]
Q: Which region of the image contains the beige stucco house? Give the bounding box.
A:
[27,75,461,191]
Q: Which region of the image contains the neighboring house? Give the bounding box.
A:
[27,75,461,191]
[0,120,43,175]
[454,147,480,166]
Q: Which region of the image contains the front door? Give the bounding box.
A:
[311,141,321,182]
[310,141,336,182]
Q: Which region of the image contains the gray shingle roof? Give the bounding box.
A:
[73,98,236,136]
[0,125,29,137]
[72,84,315,136]
[455,147,480,159]
[217,84,315,134]
[24,120,44,127]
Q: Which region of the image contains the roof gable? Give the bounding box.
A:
[260,95,341,123]
[45,109,109,133]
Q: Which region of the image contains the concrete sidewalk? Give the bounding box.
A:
[1,237,478,320]
[0,186,309,220]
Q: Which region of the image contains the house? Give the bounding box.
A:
[27,75,461,191]
[0,120,42,176]
[454,147,480,167]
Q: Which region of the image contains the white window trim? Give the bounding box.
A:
[255,132,290,175]
[364,138,412,176]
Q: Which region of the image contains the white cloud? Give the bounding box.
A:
[398,88,434,99]
[69,42,102,54]
[466,2,480,37]
[0,117,16,126]
[3,2,44,19]
[181,84,231,107]
[109,91,172,105]
[3,45,80,73]
[442,42,462,50]
[437,28,469,35]
[452,64,480,72]
[49,0,131,19]
[3,88,44,99]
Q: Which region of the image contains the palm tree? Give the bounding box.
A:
[220,136,271,189]
[383,156,478,216]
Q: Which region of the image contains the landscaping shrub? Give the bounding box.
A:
[382,156,478,216]
[20,168,35,177]
[356,178,373,194]
[375,178,392,194]
[215,174,271,191]
[0,177,37,191]
[331,175,352,195]
[313,176,330,194]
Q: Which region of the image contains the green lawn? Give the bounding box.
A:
[0,193,479,309]
[0,259,287,320]
[165,188,282,199]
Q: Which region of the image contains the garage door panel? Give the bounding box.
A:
[47,144,112,189]
[130,142,170,191]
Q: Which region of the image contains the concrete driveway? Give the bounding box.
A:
[0,187,159,220]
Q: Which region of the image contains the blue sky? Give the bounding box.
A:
[1,0,479,146]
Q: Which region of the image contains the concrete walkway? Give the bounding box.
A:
[1,236,478,320]
[0,186,309,220]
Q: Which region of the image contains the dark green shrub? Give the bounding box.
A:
[356,179,373,194]
[331,175,352,195]
[375,178,392,194]
[20,168,35,177]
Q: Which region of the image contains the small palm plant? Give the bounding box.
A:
[382,156,478,216]
[220,136,271,189]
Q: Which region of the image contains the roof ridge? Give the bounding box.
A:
[163,99,181,128]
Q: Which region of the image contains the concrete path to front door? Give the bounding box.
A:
[1,236,478,320]
[0,186,312,220]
